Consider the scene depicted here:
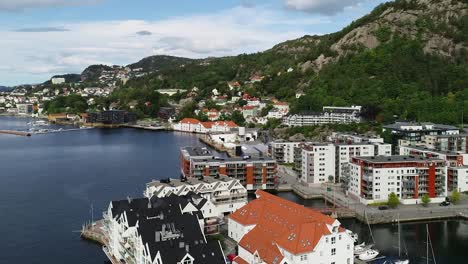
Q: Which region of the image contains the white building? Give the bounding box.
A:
[229,190,355,264]
[269,141,304,164]
[349,156,447,205]
[300,143,336,185]
[51,77,65,85]
[283,105,362,127]
[16,103,33,115]
[335,143,392,182]
[172,118,238,134]
[104,194,226,264]
[448,166,468,192]
[144,175,248,216]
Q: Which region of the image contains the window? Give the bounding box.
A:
[347,258,351,264]
[331,248,336,255]
[183,257,193,264]
[339,234,342,240]
[300,255,307,261]
[331,237,336,244]
[325,237,329,243]
[347,244,350,250]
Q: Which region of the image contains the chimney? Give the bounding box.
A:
[185,244,190,252]
[155,231,161,242]
[127,196,132,204]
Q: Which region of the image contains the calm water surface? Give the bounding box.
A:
[0,117,466,264]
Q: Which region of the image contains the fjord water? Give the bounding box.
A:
[0,116,467,264]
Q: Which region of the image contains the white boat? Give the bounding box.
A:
[354,242,373,255]
[394,260,409,264]
[395,214,410,264]
[359,249,379,261]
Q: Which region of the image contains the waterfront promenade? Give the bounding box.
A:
[291,182,468,224]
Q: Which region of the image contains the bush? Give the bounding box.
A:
[388,192,400,208]
[451,189,461,204]
[421,194,431,206]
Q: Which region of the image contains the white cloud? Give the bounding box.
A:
[0,0,101,11]
[0,6,324,85]
[284,0,367,15]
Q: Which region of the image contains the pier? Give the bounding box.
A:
[0,130,31,136]
[125,124,168,131]
[80,220,121,264]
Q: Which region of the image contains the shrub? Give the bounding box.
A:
[388,192,400,208]
[421,194,431,206]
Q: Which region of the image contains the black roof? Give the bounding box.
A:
[109,193,225,263]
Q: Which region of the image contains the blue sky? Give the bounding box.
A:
[0,0,388,86]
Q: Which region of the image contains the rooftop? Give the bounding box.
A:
[354,155,444,163]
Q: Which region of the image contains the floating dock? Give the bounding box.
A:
[0,130,31,136]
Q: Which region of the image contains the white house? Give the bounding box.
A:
[229,190,355,264]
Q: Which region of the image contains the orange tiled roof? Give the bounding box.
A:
[233,256,249,264]
[180,118,201,124]
[230,190,339,259]
[201,122,214,128]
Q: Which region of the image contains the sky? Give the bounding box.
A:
[0,0,389,86]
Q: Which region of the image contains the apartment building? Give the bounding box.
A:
[383,121,459,150]
[144,175,248,216]
[329,132,385,144]
[448,166,468,192]
[300,143,336,185]
[104,194,226,264]
[349,156,447,205]
[399,145,468,167]
[283,105,361,127]
[335,143,392,182]
[422,134,468,153]
[228,190,355,264]
[269,141,304,164]
[180,147,277,190]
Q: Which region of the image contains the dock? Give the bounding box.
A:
[0,130,31,136]
[80,219,121,264]
[198,136,236,157]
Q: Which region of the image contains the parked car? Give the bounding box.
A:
[378,205,389,210]
[439,201,450,206]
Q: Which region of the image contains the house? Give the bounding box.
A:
[51,77,65,85]
[242,105,258,118]
[227,81,241,90]
[173,119,238,134]
[273,101,289,113]
[228,190,355,264]
[104,194,226,264]
[145,175,248,217]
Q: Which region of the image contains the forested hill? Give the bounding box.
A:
[120,0,467,125]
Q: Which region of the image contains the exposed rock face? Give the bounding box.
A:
[274,0,467,71]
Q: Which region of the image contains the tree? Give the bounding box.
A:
[451,189,461,204]
[421,194,431,207]
[230,110,245,126]
[388,192,400,208]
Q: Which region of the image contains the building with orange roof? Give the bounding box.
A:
[229,190,355,264]
[173,118,238,134]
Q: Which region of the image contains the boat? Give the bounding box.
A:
[359,249,379,261]
[33,120,48,126]
[354,242,373,255]
[425,224,437,264]
[394,214,410,264]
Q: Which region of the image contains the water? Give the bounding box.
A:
[0,116,467,264]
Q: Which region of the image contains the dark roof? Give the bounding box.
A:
[110,193,225,263]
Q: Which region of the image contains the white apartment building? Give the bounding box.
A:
[229,190,355,264]
[51,77,65,85]
[16,103,33,115]
[399,145,468,167]
[269,141,304,164]
[336,143,392,182]
[448,166,468,192]
[349,156,447,205]
[301,143,336,185]
[144,175,248,216]
[283,105,362,127]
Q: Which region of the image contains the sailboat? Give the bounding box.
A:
[358,211,380,261]
[424,224,437,264]
[394,214,409,264]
